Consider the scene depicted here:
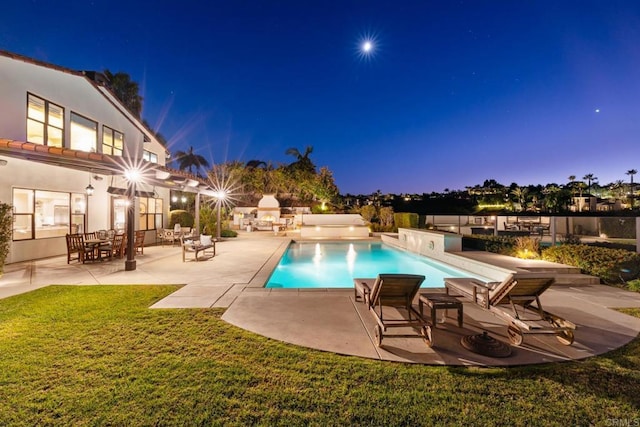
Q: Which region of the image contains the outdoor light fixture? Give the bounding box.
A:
[85,175,94,196]
[171,195,178,203]
[181,196,187,203]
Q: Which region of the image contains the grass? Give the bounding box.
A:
[1,285,639,426]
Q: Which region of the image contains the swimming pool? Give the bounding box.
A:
[265,241,488,288]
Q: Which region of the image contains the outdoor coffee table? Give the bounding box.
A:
[418,293,463,328]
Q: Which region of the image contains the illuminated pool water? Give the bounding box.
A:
[265,241,488,289]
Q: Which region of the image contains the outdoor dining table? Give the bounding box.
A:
[85,238,110,261]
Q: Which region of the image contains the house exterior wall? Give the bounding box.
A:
[0,52,170,263]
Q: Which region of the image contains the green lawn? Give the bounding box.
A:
[1,285,639,426]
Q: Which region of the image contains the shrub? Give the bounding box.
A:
[542,244,640,287]
[170,210,194,228]
[0,202,12,276]
[220,229,238,238]
[393,212,418,230]
[559,234,581,245]
[462,235,516,255]
[513,236,540,259]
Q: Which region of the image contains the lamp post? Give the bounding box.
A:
[125,168,140,271]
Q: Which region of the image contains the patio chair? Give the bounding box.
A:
[444,273,576,346]
[66,233,87,264]
[353,274,433,347]
[134,230,145,255]
[99,233,126,260]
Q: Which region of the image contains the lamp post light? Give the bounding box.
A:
[214,190,226,240]
[124,168,141,271]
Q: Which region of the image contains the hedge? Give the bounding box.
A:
[542,244,640,285]
[393,212,419,230]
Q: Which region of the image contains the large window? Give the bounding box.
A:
[143,150,158,163]
[70,112,97,152]
[103,126,124,156]
[139,197,163,231]
[12,188,86,240]
[26,93,64,147]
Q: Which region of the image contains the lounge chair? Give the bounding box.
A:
[444,273,576,346]
[354,274,433,347]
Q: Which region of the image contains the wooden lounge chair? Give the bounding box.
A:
[354,274,433,347]
[444,272,576,346]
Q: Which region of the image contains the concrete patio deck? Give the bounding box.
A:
[2,230,640,366]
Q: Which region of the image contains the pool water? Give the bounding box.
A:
[266,241,487,289]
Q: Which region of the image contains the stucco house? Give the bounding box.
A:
[0,50,213,264]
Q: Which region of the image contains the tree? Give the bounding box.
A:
[173,146,210,175]
[360,205,376,223]
[510,186,528,211]
[378,206,394,229]
[312,167,340,207]
[285,146,315,175]
[582,173,598,194]
[626,169,637,185]
[104,70,143,117]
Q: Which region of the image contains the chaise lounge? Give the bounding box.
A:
[444,272,576,346]
[354,274,434,347]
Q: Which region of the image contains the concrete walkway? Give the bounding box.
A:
[2,231,640,366]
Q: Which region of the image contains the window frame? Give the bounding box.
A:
[138,196,163,231]
[70,111,98,152]
[102,125,124,156]
[11,187,87,240]
[26,92,65,147]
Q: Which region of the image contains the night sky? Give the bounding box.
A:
[3,1,640,194]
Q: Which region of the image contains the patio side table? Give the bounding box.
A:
[418,293,464,328]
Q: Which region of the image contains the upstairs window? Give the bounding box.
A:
[27,93,64,147]
[70,112,97,152]
[143,150,158,163]
[103,126,124,156]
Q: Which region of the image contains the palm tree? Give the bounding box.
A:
[627,169,637,208]
[245,160,267,169]
[582,173,598,194]
[626,169,637,185]
[285,146,315,175]
[173,146,210,175]
[510,186,528,211]
[104,70,143,117]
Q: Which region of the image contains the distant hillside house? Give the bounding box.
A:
[570,195,598,212]
[0,50,214,263]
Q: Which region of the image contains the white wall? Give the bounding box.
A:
[300,225,370,239]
